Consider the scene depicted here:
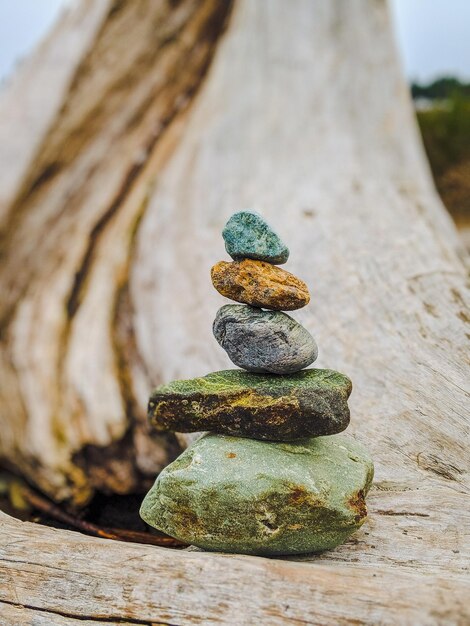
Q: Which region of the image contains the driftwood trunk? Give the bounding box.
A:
[0,0,469,623]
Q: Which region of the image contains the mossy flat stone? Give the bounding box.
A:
[148,369,351,441]
[211,259,310,310]
[213,304,318,374]
[140,433,374,555]
[222,210,289,264]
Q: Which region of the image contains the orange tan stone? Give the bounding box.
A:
[211,259,310,310]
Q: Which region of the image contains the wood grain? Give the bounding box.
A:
[0,508,469,625]
[0,0,233,503]
[0,0,112,222]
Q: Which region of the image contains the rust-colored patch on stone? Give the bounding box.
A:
[211,259,310,310]
[348,489,367,523]
[226,452,237,458]
[288,485,320,507]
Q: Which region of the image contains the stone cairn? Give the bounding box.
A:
[141,211,373,556]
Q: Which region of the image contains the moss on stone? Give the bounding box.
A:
[148,369,352,441]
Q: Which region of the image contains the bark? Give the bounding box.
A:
[0,0,469,622]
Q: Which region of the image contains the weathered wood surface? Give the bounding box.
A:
[0,0,233,503]
[0,507,469,625]
[0,600,145,626]
[0,0,113,221]
[0,0,469,623]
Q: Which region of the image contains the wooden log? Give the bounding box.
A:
[0,0,469,622]
[0,601,146,626]
[0,0,234,504]
[0,508,469,624]
[0,0,113,221]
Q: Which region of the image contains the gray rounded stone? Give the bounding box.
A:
[213,304,318,374]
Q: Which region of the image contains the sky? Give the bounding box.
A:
[390,0,470,82]
[0,0,469,85]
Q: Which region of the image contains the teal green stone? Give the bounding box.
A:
[140,433,374,556]
[222,210,289,264]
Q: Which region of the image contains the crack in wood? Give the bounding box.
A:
[374,510,431,517]
[0,598,160,625]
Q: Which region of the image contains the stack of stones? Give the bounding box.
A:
[140,211,373,556]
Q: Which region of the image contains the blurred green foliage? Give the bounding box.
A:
[417,96,470,176]
[413,79,470,225]
[411,76,470,100]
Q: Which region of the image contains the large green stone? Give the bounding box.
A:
[148,369,352,441]
[140,433,374,555]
